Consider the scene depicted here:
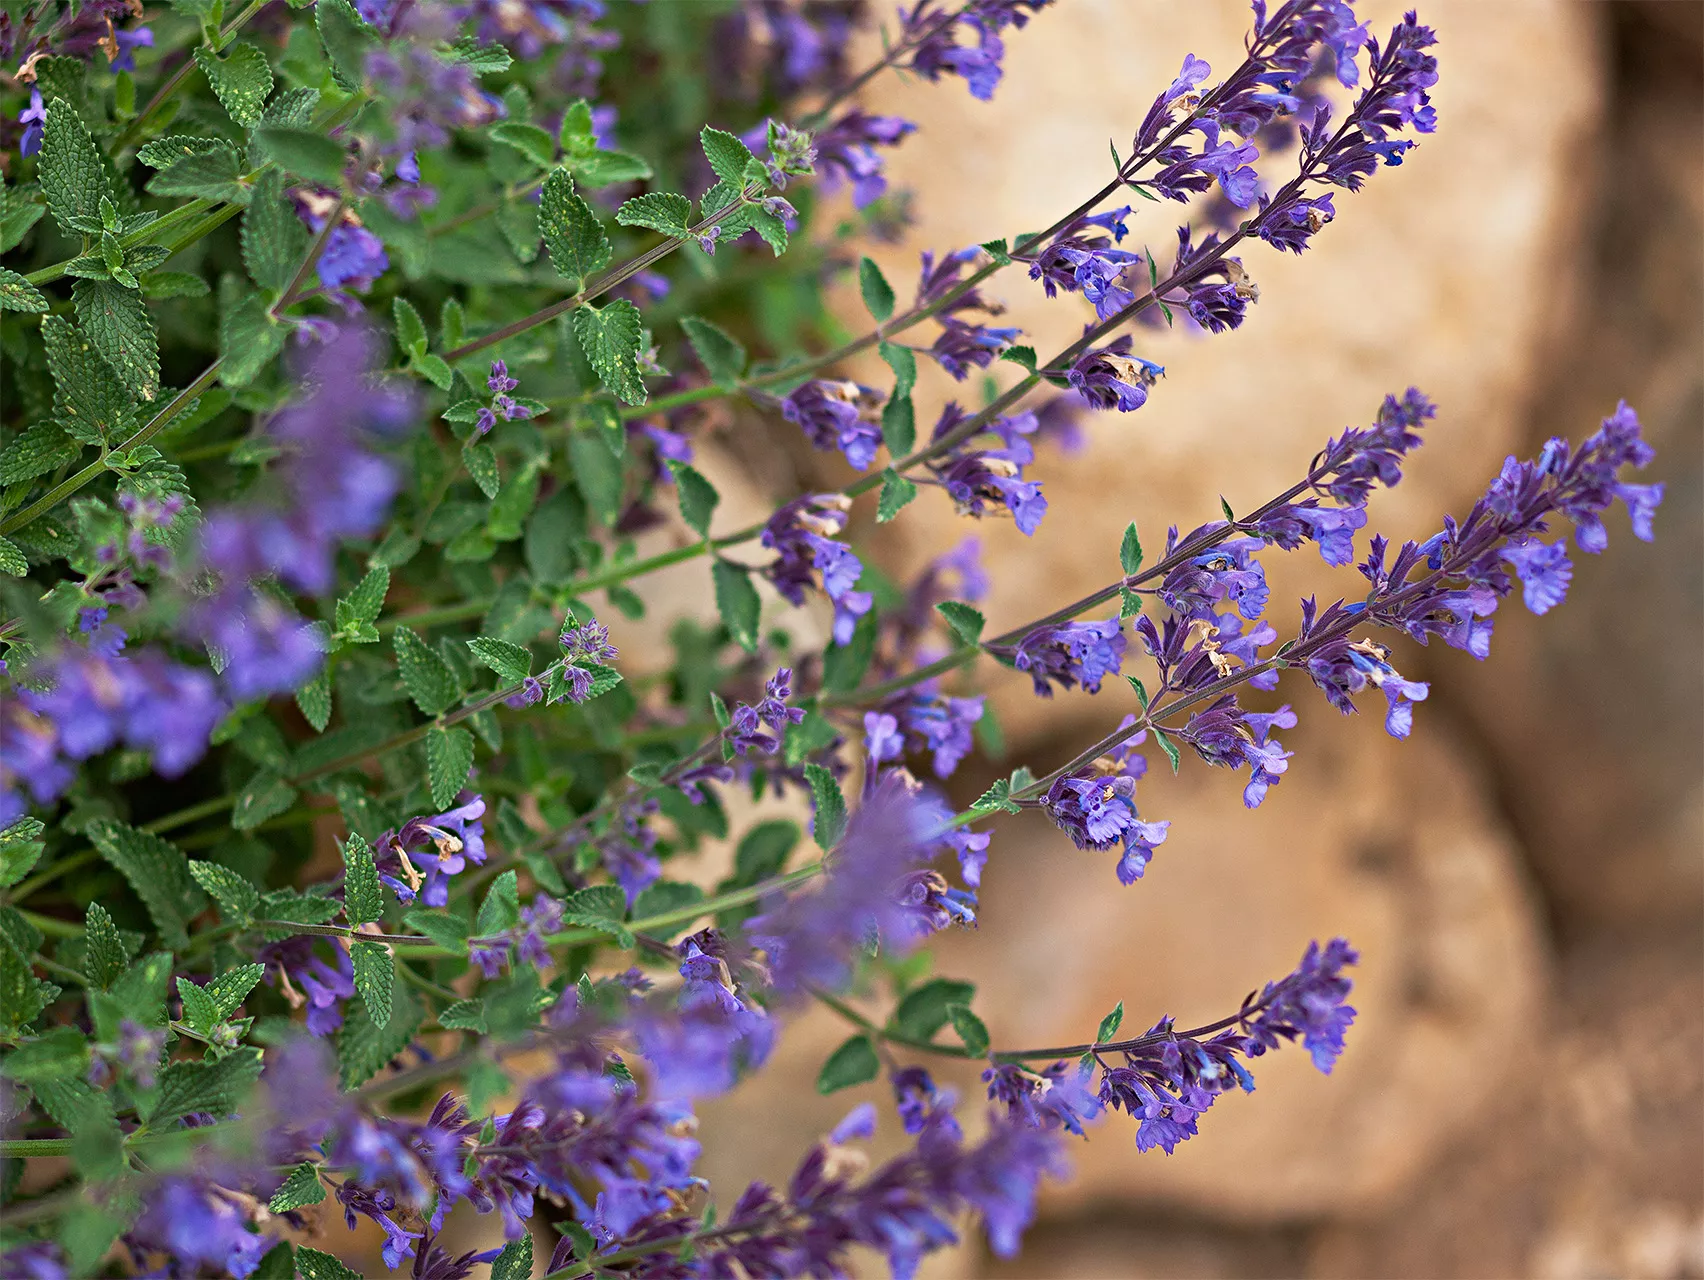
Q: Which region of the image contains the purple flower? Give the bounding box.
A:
[1502,539,1573,614]
[761,495,872,645]
[984,1060,1102,1136]
[17,87,46,156]
[1041,763,1169,882]
[373,794,488,906]
[126,1177,271,1278]
[1005,617,1127,696]
[1181,699,1298,808]
[1066,341,1163,413]
[809,109,915,207]
[929,317,1023,380]
[781,379,884,470]
[258,936,356,1036]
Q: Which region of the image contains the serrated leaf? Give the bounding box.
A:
[491,121,555,168]
[490,1233,533,1280]
[335,986,420,1088]
[667,461,719,537]
[151,1048,263,1126]
[446,36,511,73]
[803,763,847,850]
[394,626,457,717]
[337,563,389,628]
[946,1003,990,1056]
[253,126,346,186]
[144,145,245,202]
[296,667,333,730]
[243,169,308,297]
[571,149,652,187]
[881,393,915,458]
[892,978,976,1040]
[233,770,296,831]
[87,820,205,948]
[437,998,487,1032]
[316,0,374,90]
[342,832,385,924]
[136,134,228,168]
[1096,1000,1125,1044]
[39,99,109,235]
[1152,726,1181,774]
[194,42,273,127]
[268,1163,326,1212]
[876,469,917,523]
[41,313,134,444]
[72,279,158,402]
[936,601,985,646]
[475,870,520,937]
[467,636,531,684]
[0,421,81,485]
[462,439,500,498]
[816,1034,878,1094]
[0,535,26,576]
[83,903,127,989]
[175,975,219,1031]
[349,941,393,1028]
[0,266,47,312]
[296,1246,364,1280]
[567,429,623,527]
[540,168,611,282]
[205,963,265,1019]
[712,559,759,653]
[2,1026,88,1082]
[0,946,54,1033]
[402,909,469,954]
[700,126,757,185]
[680,315,746,385]
[859,257,895,322]
[571,300,647,406]
[971,777,1021,814]
[1120,522,1144,576]
[188,860,261,919]
[220,289,284,387]
[615,190,691,236]
[426,725,475,810]
[1000,344,1037,373]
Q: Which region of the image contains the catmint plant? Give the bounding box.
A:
[0,2,1662,1278]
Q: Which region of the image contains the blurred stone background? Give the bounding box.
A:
[686,3,1704,1277]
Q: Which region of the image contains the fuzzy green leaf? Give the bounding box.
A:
[72,279,158,402]
[467,636,532,684]
[242,170,308,297]
[475,870,521,937]
[876,469,917,522]
[268,1163,326,1213]
[426,725,476,810]
[394,626,458,717]
[1120,521,1143,576]
[296,1247,363,1280]
[342,832,385,925]
[540,168,611,282]
[87,820,205,948]
[816,1034,879,1094]
[41,313,134,444]
[1095,1000,1125,1044]
[188,860,261,919]
[935,601,985,646]
[667,461,719,537]
[0,266,47,312]
[253,126,347,186]
[567,431,623,527]
[194,42,273,127]
[205,963,264,1019]
[946,1003,990,1056]
[349,941,394,1028]
[570,300,647,405]
[615,191,691,237]
[39,99,109,235]
[219,288,284,387]
[233,770,296,831]
[680,315,746,385]
[891,978,976,1040]
[82,903,127,989]
[881,393,915,458]
[0,536,26,577]
[144,146,245,202]
[316,0,374,90]
[151,1048,263,1127]
[712,559,760,653]
[437,998,487,1032]
[1152,726,1182,774]
[570,149,653,187]
[295,668,333,730]
[701,126,758,185]
[0,421,81,485]
[491,121,556,168]
[858,256,895,322]
[804,763,847,850]
[490,1234,533,1280]
[335,986,420,1088]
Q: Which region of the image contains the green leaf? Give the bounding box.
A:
[446,36,511,73]
[296,1246,364,1280]
[342,832,385,925]
[242,170,307,297]
[402,909,469,955]
[87,820,205,948]
[875,469,918,524]
[426,725,476,810]
[394,626,458,717]
[891,978,975,1040]
[475,870,521,937]
[82,903,127,989]
[268,1163,326,1213]
[858,256,895,322]
[570,149,653,187]
[803,763,847,850]
[437,998,487,1032]
[946,1003,990,1056]
[0,422,80,486]
[879,340,917,397]
[700,126,758,184]
[145,145,245,202]
[219,288,284,387]
[881,394,915,458]
[0,535,26,576]
[981,238,1012,264]
[730,820,798,886]
[491,120,556,168]
[3,1026,89,1082]
[1152,726,1182,774]
[188,860,261,919]
[1220,496,1236,523]
[151,1048,263,1127]
[540,168,611,282]
[816,1034,879,1094]
[175,975,219,1031]
[205,963,265,1019]
[0,266,48,312]
[631,880,704,933]
[393,295,428,354]
[712,559,760,653]
[296,668,333,730]
[194,42,273,127]
[668,462,719,537]
[349,941,394,1028]
[39,99,110,235]
[42,313,134,444]
[1119,585,1142,620]
[935,601,985,646]
[570,300,647,406]
[680,315,746,384]
[1000,344,1037,373]
[614,192,691,238]
[467,636,532,684]
[1120,521,1143,576]
[316,0,374,90]
[1095,1000,1125,1044]
[253,126,347,186]
[567,431,623,527]
[335,986,420,1088]
[0,946,55,1033]
[136,134,228,168]
[490,1233,533,1280]
[462,438,500,498]
[233,770,297,831]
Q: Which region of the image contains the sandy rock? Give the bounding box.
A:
[824,0,1603,750]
